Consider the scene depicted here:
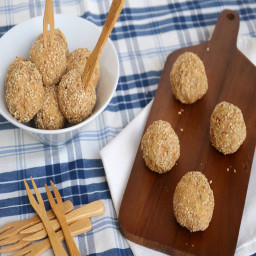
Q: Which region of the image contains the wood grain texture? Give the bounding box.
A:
[21,200,104,238]
[43,0,54,47]
[119,10,256,256]
[24,178,67,256]
[11,219,92,256]
[45,181,81,256]
[82,0,125,86]
[0,200,73,241]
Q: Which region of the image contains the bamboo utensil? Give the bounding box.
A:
[11,219,92,256]
[0,233,28,247]
[0,201,100,253]
[45,180,81,256]
[0,200,73,241]
[43,0,54,47]
[82,0,125,87]
[0,178,104,254]
[0,234,30,253]
[24,177,67,256]
[22,200,104,241]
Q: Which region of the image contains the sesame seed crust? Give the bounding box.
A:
[141,120,180,174]
[170,52,208,104]
[210,101,246,154]
[34,86,65,130]
[5,57,44,122]
[67,48,100,88]
[58,69,96,124]
[30,28,68,86]
[173,171,214,232]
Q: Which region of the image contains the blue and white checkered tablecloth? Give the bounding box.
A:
[0,1,256,255]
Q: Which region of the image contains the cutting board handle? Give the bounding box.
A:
[210,10,239,50]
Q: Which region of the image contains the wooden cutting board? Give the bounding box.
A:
[119,10,256,256]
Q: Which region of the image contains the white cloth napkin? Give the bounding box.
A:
[100,36,256,256]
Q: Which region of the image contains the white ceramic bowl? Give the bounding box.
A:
[0,15,119,146]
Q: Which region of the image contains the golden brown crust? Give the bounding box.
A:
[67,48,100,88]
[173,171,214,232]
[210,101,246,154]
[170,52,208,104]
[58,69,96,124]
[141,120,180,174]
[30,28,68,86]
[34,86,65,130]
[5,57,44,122]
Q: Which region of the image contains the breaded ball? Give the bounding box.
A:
[141,120,180,174]
[67,48,100,88]
[34,86,65,130]
[210,101,246,154]
[30,29,68,86]
[5,57,44,122]
[58,69,96,124]
[170,52,208,104]
[173,171,214,232]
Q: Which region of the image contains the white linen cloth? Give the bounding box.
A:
[100,36,256,256]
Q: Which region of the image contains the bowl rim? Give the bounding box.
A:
[0,14,119,135]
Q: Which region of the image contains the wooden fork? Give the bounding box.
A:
[11,218,92,256]
[82,0,125,87]
[0,217,91,254]
[0,234,30,253]
[0,200,73,240]
[0,202,73,253]
[0,201,102,253]
[43,0,55,47]
[0,233,28,247]
[22,200,104,242]
[24,177,67,256]
[45,180,81,256]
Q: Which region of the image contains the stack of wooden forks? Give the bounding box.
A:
[0,177,105,256]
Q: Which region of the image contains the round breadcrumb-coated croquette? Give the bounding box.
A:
[30,28,68,86]
[34,86,65,130]
[173,171,214,232]
[67,48,100,88]
[141,120,180,174]
[5,57,44,122]
[170,52,208,104]
[210,101,246,154]
[58,69,96,124]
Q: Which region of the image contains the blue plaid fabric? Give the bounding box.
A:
[0,0,256,255]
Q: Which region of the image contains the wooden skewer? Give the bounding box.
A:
[82,0,125,87]
[0,200,73,241]
[45,181,81,256]
[10,219,92,256]
[43,0,55,47]
[24,178,67,256]
[22,200,104,241]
